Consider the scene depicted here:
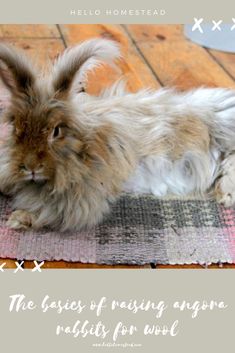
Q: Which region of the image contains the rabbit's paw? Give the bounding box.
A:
[215,155,235,207]
[216,185,235,207]
[7,210,35,230]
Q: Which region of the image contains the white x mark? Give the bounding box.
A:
[32,261,44,272]
[192,18,204,33]
[212,20,222,31]
[14,261,24,273]
[231,18,235,31]
[0,262,6,272]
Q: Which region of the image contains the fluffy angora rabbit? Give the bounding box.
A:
[0,39,235,231]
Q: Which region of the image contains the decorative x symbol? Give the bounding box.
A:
[192,18,204,33]
[212,20,223,31]
[14,261,24,273]
[0,262,6,272]
[32,261,44,272]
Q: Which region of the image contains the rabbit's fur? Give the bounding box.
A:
[0,39,235,231]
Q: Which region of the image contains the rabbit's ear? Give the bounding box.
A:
[51,38,121,99]
[0,44,36,97]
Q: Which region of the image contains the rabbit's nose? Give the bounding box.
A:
[20,163,43,173]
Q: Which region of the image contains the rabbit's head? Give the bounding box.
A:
[0,39,120,192]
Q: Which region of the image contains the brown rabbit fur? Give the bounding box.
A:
[0,39,137,230]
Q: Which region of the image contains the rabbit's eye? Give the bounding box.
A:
[9,114,15,122]
[52,125,61,139]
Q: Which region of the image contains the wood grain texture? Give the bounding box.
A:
[125,24,235,89]
[124,24,184,43]
[0,38,65,65]
[0,25,60,38]
[208,50,235,81]
[0,259,18,269]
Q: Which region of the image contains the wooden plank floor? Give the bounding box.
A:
[0,24,235,269]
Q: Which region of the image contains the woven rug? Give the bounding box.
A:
[0,94,235,265]
[0,194,235,264]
